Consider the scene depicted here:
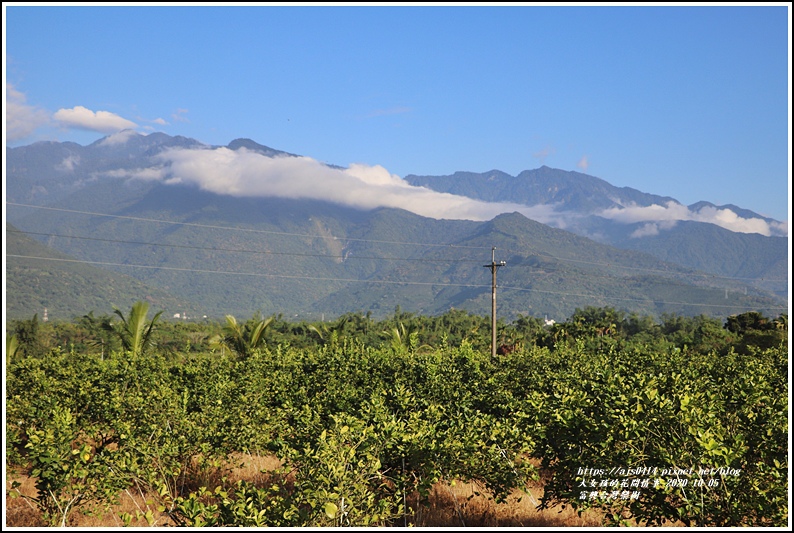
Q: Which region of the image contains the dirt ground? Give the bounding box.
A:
[5,453,604,528]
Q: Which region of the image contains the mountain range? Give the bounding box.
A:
[5,131,788,322]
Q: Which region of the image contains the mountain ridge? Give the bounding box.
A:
[5,132,787,321]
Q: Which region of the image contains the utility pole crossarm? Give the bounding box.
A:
[483,247,506,358]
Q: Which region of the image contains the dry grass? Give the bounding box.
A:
[5,465,171,528]
[5,471,45,528]
[408,459,603,528]
[6,454,604,528]
[410,480,603,528]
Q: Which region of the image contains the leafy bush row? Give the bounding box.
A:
[5,305,788,526]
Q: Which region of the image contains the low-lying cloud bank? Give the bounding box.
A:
[106,144,785,237]
[599,202,787,237]
[120,146,564,224]
[99,129,141,146]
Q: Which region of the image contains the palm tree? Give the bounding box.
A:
[380,321,432,355]
[210,314,273,358]
[103,301,163,356]
[79,311,115,359]
[6,334,20,360]
[307,314,351,350]
[381,322,410,354]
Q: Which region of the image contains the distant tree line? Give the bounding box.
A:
[7,305,787,363]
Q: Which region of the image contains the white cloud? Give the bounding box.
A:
[628,220,679,238]
[53,106,137,133]
[533,146,555,163]
[153,117,168,125]
[630,223,660,238]
[600,201,786,237]
[99,129,139,146]
[770,220,788,235]
[171,108,189,123]
[577,155,589,172]
[118,146,562,223]
[5,84,50,141]
[104,166,165,181]
[56,154,80,172]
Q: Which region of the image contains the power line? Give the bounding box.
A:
[512,252,788,283]
[13,230,782,300]
[8,202,786,284]
[6,229,484,265]
[498,284,788,311]
[7,254,786,312]
[11,229,784,295]
[5,254,488,289]
[6,202,490,250]
[499,268,784,301]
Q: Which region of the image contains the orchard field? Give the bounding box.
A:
[4,305,789,527]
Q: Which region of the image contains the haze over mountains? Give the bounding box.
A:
[5,131,788,321]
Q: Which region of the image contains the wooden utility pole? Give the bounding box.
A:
[484,247,506,357]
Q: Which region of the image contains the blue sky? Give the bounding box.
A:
[4,3,791,224]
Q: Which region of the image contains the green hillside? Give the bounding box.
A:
[313,212,785,320]
[5,223,203,321]
[11,183,783,322]
[612,220,788,299]
[6,133,786,322]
